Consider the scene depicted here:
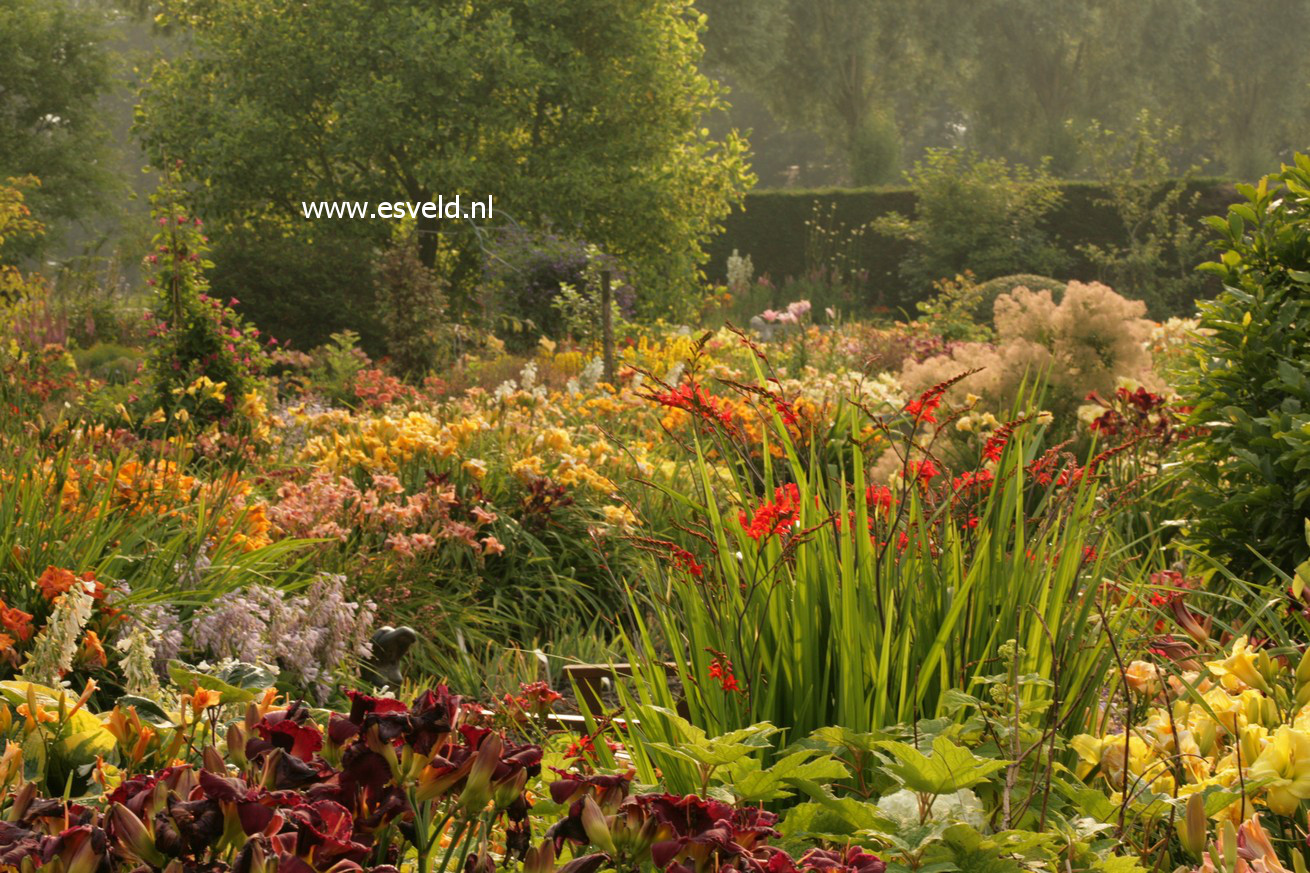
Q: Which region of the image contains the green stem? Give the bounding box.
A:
[435,818,471,873]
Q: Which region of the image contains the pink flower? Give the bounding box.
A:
[385,533,414,557]
[481,536,506,556]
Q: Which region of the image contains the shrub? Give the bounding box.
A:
[873,148,1067,291]
[484,229,633,350]
[900,280,1157,427]
[974,273,1066,320]
[375,238,452,379]
[1180,156,1310,582]
[71,342,143,385]
[142,171,269,428]
[1076,112,1211,317]
[207,221,384,353]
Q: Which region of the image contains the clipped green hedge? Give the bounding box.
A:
[706,179,1236,314]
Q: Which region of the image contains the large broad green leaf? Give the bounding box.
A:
[778,801,875,842]
[724,750,849,802]
[878,737,1009,795]
[637,706,779,768]
[0,681,111,742]
[166,660,276,704]
[116,695,176,728]
[0,681,116,771]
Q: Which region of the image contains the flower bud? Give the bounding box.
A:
[459,734,501,814]
[581,796,617,855]
[203,745,226,774]
[227,723,249,769]
[109,803,166,867]
[1177,793,1207,859]
[1296,648,1310,687]
[522,840,555,873]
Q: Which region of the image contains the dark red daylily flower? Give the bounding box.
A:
[548,768,635,808]
[798,847,886,873]
[254,707,324,761]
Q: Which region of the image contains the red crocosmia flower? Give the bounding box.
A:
[952,469,993,492]
[774,398,800,428]
[905,459,939,485]
[670,544,704,579]
[904,386,945,424]
[652,383,734,429]
[739,483,801,540]
[562,732,623,763]
[865,485,893,515]
[708,658,742,693]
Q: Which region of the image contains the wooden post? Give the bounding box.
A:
[600,269,615,385]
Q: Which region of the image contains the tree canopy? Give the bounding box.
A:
[136,0,753,323]
[0,0,113,248]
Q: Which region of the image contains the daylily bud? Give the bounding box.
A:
[9,781,35,821]
[1244,694,1265,727]
[463,850,495,873]
[581,796,617,855]
[1297,648,1310,686]
[493,767,528,810]
[1196,719,1217,757]
[555,852,610,873]
[1263,696,1279,728]
[203,745,226,774]
[1171,598,1209,644]
[1221,820,1237,871]
[109,803,166,867]
[227,723,249,768]
[522,840,556,873]
[459,734,501,813]
[1239,726,1264,769]
[1178,793,1207,859]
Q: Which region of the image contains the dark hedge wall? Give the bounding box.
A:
[705,179,1237,312]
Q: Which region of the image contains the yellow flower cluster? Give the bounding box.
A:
[298,409,489,472]
[1074,636,1310,828]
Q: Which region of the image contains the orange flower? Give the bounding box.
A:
[36,566,77,600]
[184,688,223,718]
[0,601,33,642]
[17,702,57,729]
[80,631,107,668]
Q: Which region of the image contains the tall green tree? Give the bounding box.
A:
[944,0,1153,174]
[1150,0,1310,178]
[0,0,113,249]
[136,0,751,326]
[699,0,940,185]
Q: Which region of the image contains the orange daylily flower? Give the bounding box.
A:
[0,601,33,642]
[17,702,57,729]
[185,687,223,717]
[79,631,107,668]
